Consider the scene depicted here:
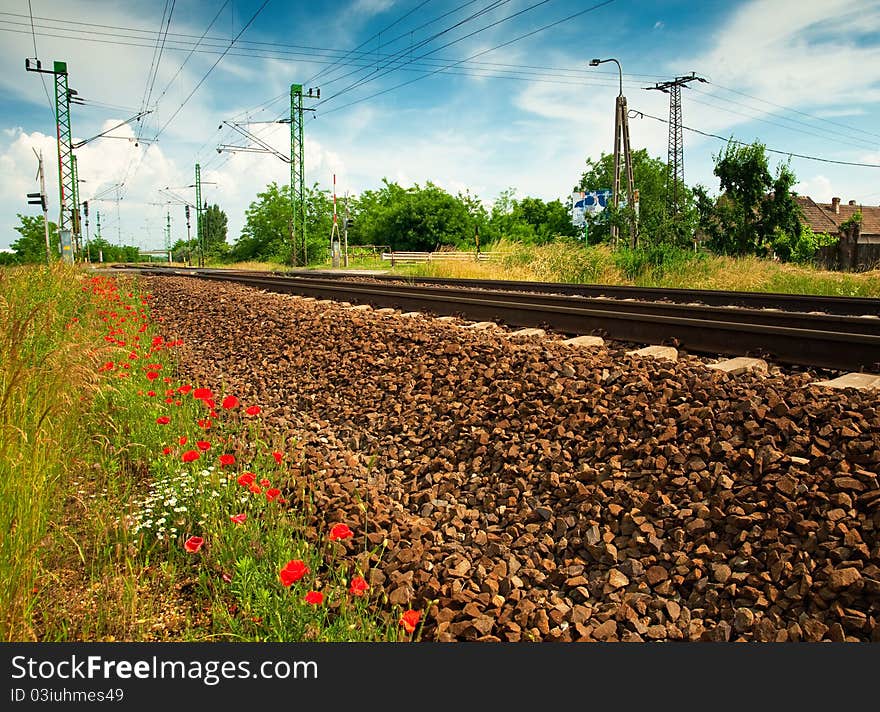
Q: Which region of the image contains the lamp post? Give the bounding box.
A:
[589,57,637,247]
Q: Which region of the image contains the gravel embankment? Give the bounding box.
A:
[147,276,880,642]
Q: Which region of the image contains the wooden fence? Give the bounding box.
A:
[381,251,505,265]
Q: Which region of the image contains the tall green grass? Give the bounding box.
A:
[0,264,104,640]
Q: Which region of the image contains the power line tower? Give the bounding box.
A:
[25,59,83,255]
[289,84,319,266]
[290,84,305,266]
[646,72,706,217]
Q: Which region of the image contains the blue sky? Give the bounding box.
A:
[1,0,879,251]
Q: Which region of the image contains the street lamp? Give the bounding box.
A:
[588,56,637,247]
[590,58,623,97]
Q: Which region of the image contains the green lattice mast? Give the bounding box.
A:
[290,83,305,266]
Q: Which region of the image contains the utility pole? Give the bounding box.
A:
[71,153,81,258]
[28,148,51,264]
[589,58,637,248]
[83,199,90,262]
[165,210,172,262]
[195,163,203,266]
[646,72,706,218]
[184,204,192,265]
[330,173,341,268]
[343,191,350,268]
[95,211,102,262]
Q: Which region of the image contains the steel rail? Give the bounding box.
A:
[131,267,880,370]
[298,270,880,317]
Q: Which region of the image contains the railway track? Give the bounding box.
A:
[121,266,880,372]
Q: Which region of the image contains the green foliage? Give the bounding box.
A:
[699,140,804,258]
[9,214,60,264]
[350,180,474,251]
[488,189,578,244]
[613,244,703,279]
[232,183,333,264]
[578,149,698,247]
[202,204,229,257]
[770,225,838,264]
[84,236,140,263]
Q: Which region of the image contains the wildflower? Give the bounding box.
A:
[99,361,114,372]
[259,478,271,487]
[198,419,212,430]
[266,488,281,502]
[249,484,262,495]
[178,384,193,394]
[222,395,239,410]
[219,454,235,467]
[147,390,156,397]
[184,536,204,553]
[304,591,324,605]
[196,440,211,451]
[329,524,354,541]
[272,451,283,464]
[179,436,188,445]
[146,371,159,381]
[245,405,261,416]
[237,472,255,487]
[279,560,309,587]
[162,447,172,455]
[193,387,213,400]
[349,577,369,597]
[230,513,247,525]
[156,416,170,425]
[399,610,421,634]
[182,450,200,463]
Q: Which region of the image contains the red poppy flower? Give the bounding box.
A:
[399,610,420,634]
[147,390,156,397]
[204,399,216,410]
[146,371,159,381]
[219,454,235,467]
[162,447,172,455]
[151,337,163,347]
[272,451,283,464]
[279,560,309,587]
[99,361,114,372]
[237,472,255,487]
[249,484,262,494]
[156,416,170,425]
[349,576,369,597]
[266,488,281,502]
[221,395,239,410]
[179,436,188,445]
[259,478,271,487]
[304,591,323,605]
[184,536,204,553]
[178,384,193,394]
[182,450,200,463]
[329,524,354,541]
[196,440,210,451]
[146,363,162,370]
[163,377,172,383]
[193,387,213,400]
[245,405,261,416]
[164,397,173,404]
[230,513,247,525]
[198,419,212,430]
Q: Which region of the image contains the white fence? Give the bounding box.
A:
[381,251,505,265]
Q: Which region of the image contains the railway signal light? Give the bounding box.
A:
[27,191,47,211]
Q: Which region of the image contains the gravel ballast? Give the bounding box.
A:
[146,276,880,642]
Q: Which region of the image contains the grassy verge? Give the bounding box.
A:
[1,264,424,642]
[325,239,880,297]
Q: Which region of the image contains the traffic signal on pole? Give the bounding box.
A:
[27,192,47,211]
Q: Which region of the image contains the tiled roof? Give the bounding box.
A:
[796,196,880,236]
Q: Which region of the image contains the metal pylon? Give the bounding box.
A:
[290,83,305,266]
[647,72,706,217]
[54,61,75,237]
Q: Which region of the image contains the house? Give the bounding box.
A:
[795,196,880,270]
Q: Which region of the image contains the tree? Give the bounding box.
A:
[350,180,474,251]
[578,149,697,247]
[487,188,578,244]
[202,204,228,256]
[9,214,60,264]
[701,140,803,256]
[231,182,334,264]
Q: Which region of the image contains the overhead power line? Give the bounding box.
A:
[26,0,54,117]
[629,108,880,168]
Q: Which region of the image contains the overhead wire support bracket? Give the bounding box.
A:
[72,109,153,148]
